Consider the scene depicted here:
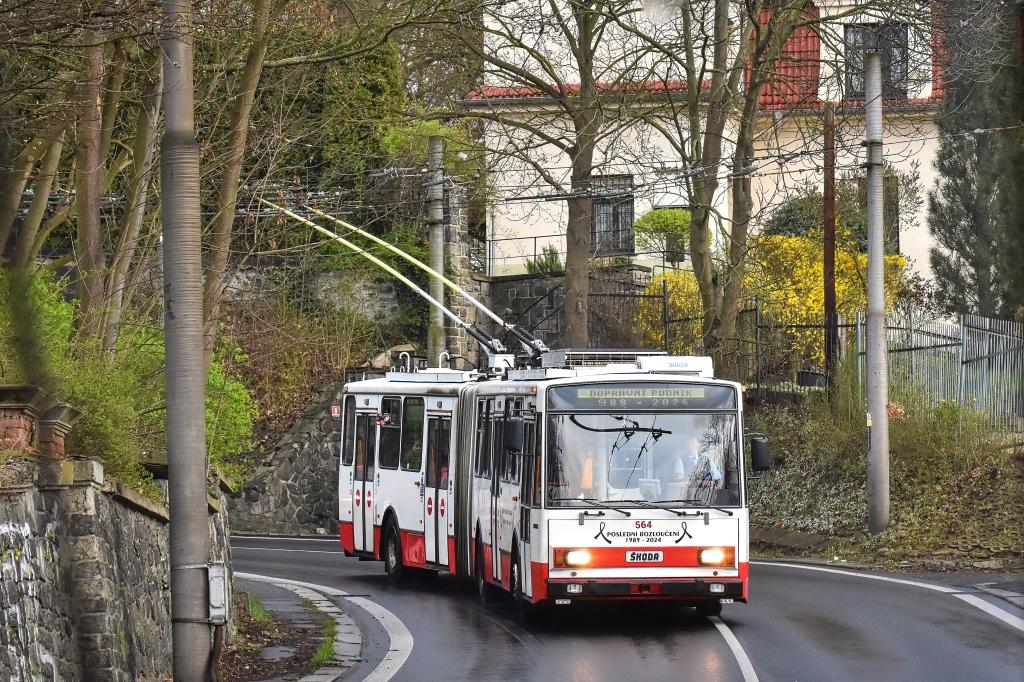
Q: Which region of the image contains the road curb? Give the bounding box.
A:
[753,556,875,570]
[256,579,364,681]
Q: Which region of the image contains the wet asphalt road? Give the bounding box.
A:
[232,537,1024,682]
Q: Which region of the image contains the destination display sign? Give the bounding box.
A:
[547,382,736,410]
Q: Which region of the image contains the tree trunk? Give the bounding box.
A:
[14,132,65,267]
[103,55,164,351]
[75,34,107,338]
[201,0,273,367]
[99,41,128,166]
[717,139,755,379]
[0,125,63,259]
[565,181,593,348]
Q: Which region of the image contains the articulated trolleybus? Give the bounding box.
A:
[259,198,765,618]
[337,350,761,617]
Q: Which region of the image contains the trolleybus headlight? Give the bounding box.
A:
[554,548,593,567]
[565,549,592,567]
[698,547,734,566]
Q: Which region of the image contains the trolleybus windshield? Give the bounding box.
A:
[545,384,740,509]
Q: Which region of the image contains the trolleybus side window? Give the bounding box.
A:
[532,419,542,504]
[354,413,376,482]
[426,417,451,488]
[491,401,505,480]
[502,398,524,484]
[439,419,451,487]
[475,399,492,477]
[521,421,536,505]
[341,395,356,466]
[379,397,402,469]
[401,398,424,472]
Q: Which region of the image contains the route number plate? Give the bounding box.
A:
[626,550,663,563]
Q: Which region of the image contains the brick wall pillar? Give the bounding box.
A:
[0,406,36,451]
[37,404,80,459]
[0,385,79,458]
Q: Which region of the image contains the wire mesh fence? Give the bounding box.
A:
[719,305,1024,432]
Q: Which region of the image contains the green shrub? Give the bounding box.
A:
[0,271,256,493]
[746,353,1017,560]
[525,245,563,274]
[633,208,691,265]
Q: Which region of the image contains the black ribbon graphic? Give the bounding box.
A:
[594,521,612,544]
[674,521,693,544]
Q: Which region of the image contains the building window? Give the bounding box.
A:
[589,175,635,257]
[845,23,908,100]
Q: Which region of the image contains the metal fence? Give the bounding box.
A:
[737,308,1024,432]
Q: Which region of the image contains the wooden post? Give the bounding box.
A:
[823,103,838,384]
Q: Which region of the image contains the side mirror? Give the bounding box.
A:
[751,436,771,472]
[504,418,525,452]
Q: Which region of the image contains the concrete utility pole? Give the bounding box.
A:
[823,104,838,382]
[427,136,446,365]
[161,1,212,677]
[864,49,890,533]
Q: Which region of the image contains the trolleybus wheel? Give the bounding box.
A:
[475,538,491,606]
[384,521,404,584]
[696,599,722,618]
[510,550,536,625]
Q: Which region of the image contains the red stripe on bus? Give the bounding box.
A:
[338,521,355,554]
[483,544,494,584]
[447,537,457,574]
[739,561,749,600]
[401,530,426,568]
[553,546,735,569]
[373,525,382,560]
[530,561,549,602]
[500,550,513,590]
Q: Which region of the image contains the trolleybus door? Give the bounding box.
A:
[338,396,356,548]
[490,401,504,583]
[517,417,537,597]
[353,414,377,553]
[424,416,451,567]
[496,398,524,587]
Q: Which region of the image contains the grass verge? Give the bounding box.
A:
[311,615,337,667]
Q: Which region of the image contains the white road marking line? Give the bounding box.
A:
[236,572,414,681]
[757,561,1024,633]
[953,594,1024,633]
[233,547,344,555]
[231,535,339,542]
[709,616,760,682]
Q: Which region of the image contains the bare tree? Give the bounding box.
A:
[437,0,669,347]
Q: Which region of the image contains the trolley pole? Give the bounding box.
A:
[823,103,838,385]
[427,136,445,364]
[864,49,890,534]
[161,1,212,678]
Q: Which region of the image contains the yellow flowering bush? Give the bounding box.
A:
[638,234,907,365]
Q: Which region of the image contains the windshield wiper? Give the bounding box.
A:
[658,498,735,516]
[569,415,670,437]
[619,498,685,517]
[565,493,626,516]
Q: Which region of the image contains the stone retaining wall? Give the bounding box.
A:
[229,385,342,535]
[0,456,232,681]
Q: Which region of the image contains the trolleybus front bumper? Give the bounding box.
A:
[546,577,745,601]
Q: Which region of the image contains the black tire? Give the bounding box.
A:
[696,599,723,618]
[383,521,404,584]
[475,538,491,606]
[510,549,536,625]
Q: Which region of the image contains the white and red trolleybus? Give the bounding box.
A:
[338,350,768,617]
